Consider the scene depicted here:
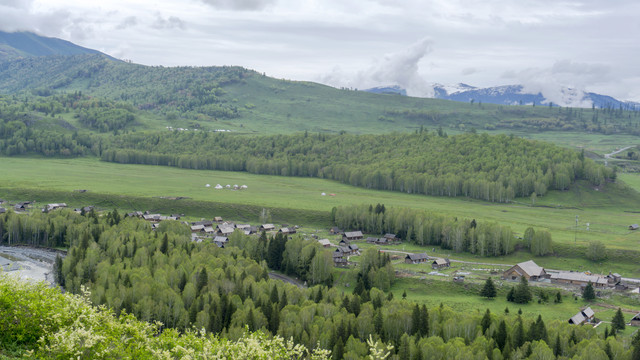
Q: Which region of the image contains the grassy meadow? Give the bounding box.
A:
[1,156,639,236]
[2,156,640,249]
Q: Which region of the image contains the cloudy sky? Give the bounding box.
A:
[1,0,639,103]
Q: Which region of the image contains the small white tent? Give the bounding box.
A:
[205,184,211,188]
[215,184,223,189]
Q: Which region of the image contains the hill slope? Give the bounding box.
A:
[1,54,639,138]
[0,31,106,62]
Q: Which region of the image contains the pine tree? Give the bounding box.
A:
[160,233,169,254]
[605,340,613,360]
[332,337,344,360]
[411,304,421,335]
[506,287,515,302]
[420,305,429,337]
[514,276,532,304]
[480,277,497,299]
[495,320,507,350]
[513,316,525,348]
[554,333,562,357]
[398,334,411,360]
[196,267,208,296]
[583,281,596,301]
[481,309,492,334]
[612,307,626,332]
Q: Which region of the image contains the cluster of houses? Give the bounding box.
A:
[503,260,628,290]
[366,233,401,245]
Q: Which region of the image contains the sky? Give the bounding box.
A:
[1,0,639,104]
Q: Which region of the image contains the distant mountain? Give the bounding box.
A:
[363,85,406,96]
[0,31,106,62]
[365,83,640,110]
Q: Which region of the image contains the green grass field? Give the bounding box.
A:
[2,156,640,249]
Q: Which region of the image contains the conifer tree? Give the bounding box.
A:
[420,305,429,337]
[514,276,532,304]
[481,309,492,334]
[495,320,507,350]
[583,281,596,301]
[612,308,626,332]
[480,277,497,299]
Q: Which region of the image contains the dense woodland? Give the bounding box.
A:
[101,131,612,202]
[1,209,638,359]
[333,204,553,257]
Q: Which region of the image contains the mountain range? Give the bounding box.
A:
[366,83,640,110]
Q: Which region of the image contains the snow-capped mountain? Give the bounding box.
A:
[364,83,640,110]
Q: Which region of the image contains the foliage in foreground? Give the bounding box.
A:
[0,275,331,359]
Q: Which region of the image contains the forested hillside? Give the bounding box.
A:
[101,131,612,202]
[0,54,639,136]
[2,209,637,359]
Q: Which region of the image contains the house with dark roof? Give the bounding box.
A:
[279,227,297,235]
[343,231,363,241]
[318,239,332,247]
[329,227,343,235]
[405,253,429,264]
[432,258,450,269]
[550,272,609,288]
[260,224,275,231]
[503,260,548,281]
[568,307,595,325]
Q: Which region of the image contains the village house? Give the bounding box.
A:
[235,224,251,231]
[432,258,451,269]
[216,225,235,236]
[127,211,144,218]
[214,216,223,223]
[74,206,94,214]
[503,260,549,281]
[44,203,67,212]
[333,247,349,266]
[383,234,398,242]
[260,224,275,231]
[329,227,343,235]
[343,231,364,241]
[318,239,332,248]
[568,307,595,325]
[279,227,297,235]
[213,236,228,246]
[405,253,429,264]
[348,244,360,255]
[191,224,205,233]
[339,239,350,247]
[631,312,640,327]
[0,207,5,214]
[550,272,609,288]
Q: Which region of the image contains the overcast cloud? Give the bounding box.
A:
[0,0,638,102]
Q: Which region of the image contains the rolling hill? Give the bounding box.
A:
[0,31,106,62]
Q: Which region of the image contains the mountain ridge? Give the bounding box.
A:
[0,31,108,62]
[366,83,640,110]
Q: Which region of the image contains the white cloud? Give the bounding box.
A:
[320,38,435,97]
[0,0,639,101]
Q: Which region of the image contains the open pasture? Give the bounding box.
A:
[1,156,640,251]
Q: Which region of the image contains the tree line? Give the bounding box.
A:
[332,204,553,257]
[100,131,613,202]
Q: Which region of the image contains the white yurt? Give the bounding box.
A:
[215,184,223,189]
[205,184,211,188]
[240,185,248,189]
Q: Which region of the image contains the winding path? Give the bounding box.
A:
[604,146,635,159]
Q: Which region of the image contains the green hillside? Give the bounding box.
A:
[0,31,105,62]
[0,54,639,142]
